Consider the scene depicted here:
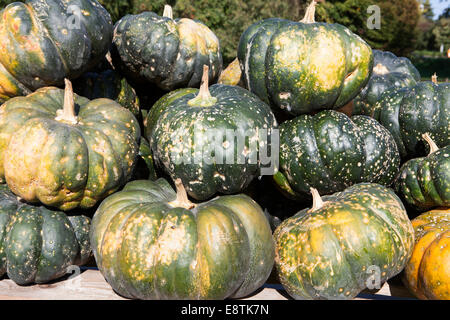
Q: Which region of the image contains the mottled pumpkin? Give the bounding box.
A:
[0,80,140,211]
[403,208,450,300]
[237,1,373,116]
[73,69,140,118]
[274,183,415,300]
[395,134,450,211]
[352,50,420,116]
[145,66,278,201]
[90,178,274,300]
[372,79,449,159]
[274,110,400,200]
[0,184,91,285]
[0,0,113,103]
[111,5,222,91]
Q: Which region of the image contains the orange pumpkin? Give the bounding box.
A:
[403,208,450,300]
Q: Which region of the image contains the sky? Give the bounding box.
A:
[430,0,449,18]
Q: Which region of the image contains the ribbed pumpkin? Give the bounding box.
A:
[395,134,450,211]
[237,1,373,116]
[73,69,140,118]
[274,183,415,300]
[352,50,420,116]
[0,184,91,285]
[145,66,278,201]
[274,110,400,200]
[111,5,222,91]
[0,0,113,103]
[90,178,274,300]
[0,80,140,211]
[372,77,449,159]
[403,208,450,300]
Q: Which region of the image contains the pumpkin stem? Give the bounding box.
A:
[188,65,218,107]
[55,79,78,124]
[163,5,173,19]
[309,187,324,212]
[422,133,439,155]
[168,179,196,210]
[431,73,438,84]
[301,1,317,24]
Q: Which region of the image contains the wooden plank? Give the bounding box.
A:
[0,269,416,300]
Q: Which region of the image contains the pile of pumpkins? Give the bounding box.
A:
[0,0,448,300]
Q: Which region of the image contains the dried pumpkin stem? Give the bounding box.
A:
[431,73,438,84]
[301,1,317,24]
[55,79,78,124]
[309,187,324,212]
[188,65,218,107]
[422,133,439,155]
[163,4,173,19]
[168,179,196,209]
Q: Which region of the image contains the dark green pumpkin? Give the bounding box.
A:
[145,66,278,201]
[0,80,141,211]
[395,134,450,211]
[90,178,274,300]
[0,0,113,103]
[73,69,140,118]
[111,5,222,92]
[274,183,414,300]
[372,79,449,159]
[237,1,373,116]
[352,50,421,116]
[0,184,91,285]
[274,110,400,200]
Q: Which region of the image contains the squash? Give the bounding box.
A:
[403,208,450,300]
[395,133,450,211]
[274,110,400,199]
[274,183,415,300]
[145,66,278,201]
[0,79,141,211]
[352,50,420,116]
[73,69,140,118]
[0,0,113,103]
[0,184,91,285]
[90,178,274,300]
[372,76,449,159]
[111,5,222,92]
[237,1,373,116]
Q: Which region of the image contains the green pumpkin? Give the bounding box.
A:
[0,80,140,211]
[145,66,278,201]
[274,183,414,300]
[0,185,91,285]
[90,178,274,300]
[111,5,222,91]
[237,1,373,116]
[372,78,449,159]
[73,69,140,118]
[0,0,113,103]
[352,50,421,116]
[395,134,450,211]
[274,110,400,200]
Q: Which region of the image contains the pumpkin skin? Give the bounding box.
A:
[73,69,140,118]
[395,135,450,211]
[0,80,140,211]
[0,184,91,285]
[352,50,420,116]
[274,110,400,199]
[218,58,243,87]
[145,66,278,201]
[133,137,158,181]
[90,178,275,300]
[274,183,415,300]
[0,0,113,103]
[111,5,222,92]
[403,208,450,300]
[237,2,373,116]
[372,81,449,159]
